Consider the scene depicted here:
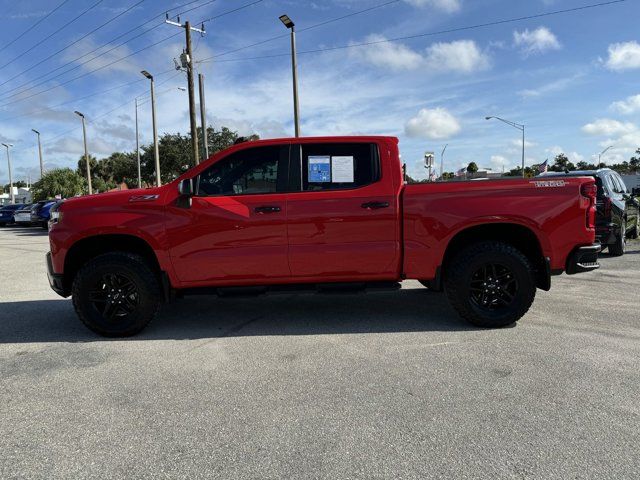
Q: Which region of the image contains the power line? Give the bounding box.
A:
[0,0,148,89]
[0,0,106,71]
[0,0,72,54]
[200,0,400,61]
[201,0,627,64]
[0,0,262,109]
[41,70,183,147]
[0,0,220,100]
[0,33,183,109]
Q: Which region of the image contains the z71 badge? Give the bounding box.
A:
[530,180,566,188]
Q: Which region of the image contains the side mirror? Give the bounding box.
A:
[178,178,194,196]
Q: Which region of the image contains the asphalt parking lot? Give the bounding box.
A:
[1,225,639,479]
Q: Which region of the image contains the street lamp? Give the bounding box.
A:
[141,70,161,187]
[1,143,15,204]
[440,144,448,181]
[74,111,92,195]
[486,116,526,178]
[279,14,300,137]
[31,129,44,178]
[599,145,613,165]
[134,86,186,188]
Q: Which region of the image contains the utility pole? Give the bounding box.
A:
[32,129,44,178]
[141,70,161,187]
[74,111,92,195]
[165,15,205,166]
[135,97,141,188]
[198,73,209,161]
[2,143,14,204]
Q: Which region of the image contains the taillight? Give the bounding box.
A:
[580,181,597,229]
[580,183,597,199]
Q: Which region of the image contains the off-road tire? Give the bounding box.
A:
[444,241,536,328]
[609,222,626,256]
[72,252,161,337]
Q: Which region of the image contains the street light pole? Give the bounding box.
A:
[1,143,14,204]
[74,111,92,195]
[31,129,44,178]
[141,70,161,187]
[440,144,448,181]
[599,145,613,165]
[135,86,185,188]
[486,116,526,178]
[135,97,142,188]
[279,14,300,137]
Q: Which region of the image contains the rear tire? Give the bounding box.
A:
[609,222,626,256]
[72,252,161,337]
[444,241,536,328]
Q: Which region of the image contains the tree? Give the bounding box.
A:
[3,181,27,193]
[100,152,138,187]
[629,148,640,172]
[31,168,86,201]
[76,154,98,179]
[549,153,575,172]
[466,162,478,174]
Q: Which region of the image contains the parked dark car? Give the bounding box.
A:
[0,203,25,226]
[30,200,57,229]
[13,204,34,226]
[540,169,639,255]
[0,204,26,226]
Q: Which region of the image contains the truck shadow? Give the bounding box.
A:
[0,289,476,344]
[0,225,48,236]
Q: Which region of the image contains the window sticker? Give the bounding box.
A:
[331,156,354,183]
[308,156,331,183]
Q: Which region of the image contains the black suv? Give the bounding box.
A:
[540,169,639,256]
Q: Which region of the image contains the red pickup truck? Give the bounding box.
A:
[47,136,600,337]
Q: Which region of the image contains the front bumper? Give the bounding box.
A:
[46,252,68,297]
[565,243,601,275]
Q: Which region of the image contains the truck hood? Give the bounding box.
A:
[61,186,166,210]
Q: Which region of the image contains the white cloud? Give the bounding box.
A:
[354,35,423,71]
[605,41,640,71]
[354,38,489,74]
[582,119,638,136]
[404,0,461,13]
[513,27,561,56]
[610,94,640,115]
[423,40,490,73]
[518,74,583,98]
[404,107,461,139]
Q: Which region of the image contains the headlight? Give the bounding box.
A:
[49,202,64,225]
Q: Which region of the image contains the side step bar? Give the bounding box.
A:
[178,281,402,298]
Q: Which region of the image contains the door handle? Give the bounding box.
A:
[361,201,390,210]
[254,205,281,214]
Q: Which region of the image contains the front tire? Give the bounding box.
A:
[72,252,161,337]
[444,241,536,328]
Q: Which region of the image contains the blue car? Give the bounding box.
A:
[0,204,26,226]
[30,200,58,229]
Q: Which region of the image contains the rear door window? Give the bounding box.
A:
[289,143,380,192]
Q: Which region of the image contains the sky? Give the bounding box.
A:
[0,0,639,183]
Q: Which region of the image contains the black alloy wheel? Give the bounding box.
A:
[469,263,518,312]
[89,273,140,320]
